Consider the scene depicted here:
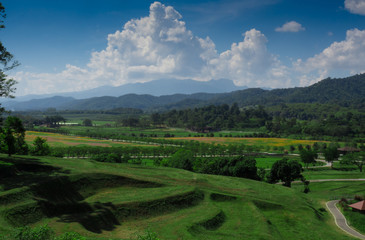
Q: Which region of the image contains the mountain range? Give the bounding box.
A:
[2,74,364,111]
[2,78,245,103]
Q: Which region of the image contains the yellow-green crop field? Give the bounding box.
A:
[169,136,328,147]
[25,131,155,148]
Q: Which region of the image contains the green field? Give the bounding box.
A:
[0,154,360,240]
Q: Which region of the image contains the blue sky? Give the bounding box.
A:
[2,0,365,96]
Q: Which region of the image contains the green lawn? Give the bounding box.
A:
[0,153,358,239]
[302,167,365,180]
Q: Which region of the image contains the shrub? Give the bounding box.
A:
[136,230,160,240]
[30,137,50,156]
[13,224,54,240]
[354,195,364,201]
[106,153,121,163]
[55,232,85,240]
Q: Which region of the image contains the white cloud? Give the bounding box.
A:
[13,2,365,96]
[275,21,305,32]
[294,28,365,85]
[14,1,293,95]
[345,0,365,15]
[13,65,96,96]
[207,29,291,87]
[86,2,217,84]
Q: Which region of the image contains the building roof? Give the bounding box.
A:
[349,200,365,211]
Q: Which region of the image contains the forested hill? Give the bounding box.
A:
[203,74,365,109]
[3,73,365,111]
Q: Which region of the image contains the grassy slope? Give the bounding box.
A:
[0,154,357,240]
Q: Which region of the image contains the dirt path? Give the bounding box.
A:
[289,179,365,184]
[326,200,365,239]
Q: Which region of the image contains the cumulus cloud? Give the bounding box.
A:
[14,1,293,95]
[207,29,291,87]
[294,28,365,85]
[86,1,216,86]
[13,65,96,96]
[345,0,365,15]
[275,21,305,32]
[13,2,365,96]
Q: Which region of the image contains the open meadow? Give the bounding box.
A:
[0,154,360,240]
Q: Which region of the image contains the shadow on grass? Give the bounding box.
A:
[0,155,70,191]
[0,155,121,233]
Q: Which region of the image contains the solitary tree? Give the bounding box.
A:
[83,119,93,126]
[323,146,339,168]
[0,116,27,156]
[299,149,317,169]
[341,152,365,172]
[268,158,303,187]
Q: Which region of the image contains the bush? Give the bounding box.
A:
[55,232,85,240]
[106,153,121,163]
[13,224,54,240]
[91,153,109,162]
[136,230,160,240]
[30,137,50,156]
[169,149,194,170]
[354,195,364,201]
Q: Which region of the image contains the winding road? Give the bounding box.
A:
[326,200,365,239]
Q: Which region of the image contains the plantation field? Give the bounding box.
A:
[170,136,328,148]
[60,126,196,137]
[0,154,359,240]
[25,131,155,148]
[51,125,269,138]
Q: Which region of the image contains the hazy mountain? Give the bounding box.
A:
[3,96,75,111]
[1,78,244,103]
[3,74,364,111]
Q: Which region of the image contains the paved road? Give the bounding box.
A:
[326,200,365,239]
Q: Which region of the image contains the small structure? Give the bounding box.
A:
[337,147,361,155]
[349,200,365,213]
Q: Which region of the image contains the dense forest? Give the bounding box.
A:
[148,103,365,139]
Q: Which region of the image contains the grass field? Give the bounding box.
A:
[0,153,359,240]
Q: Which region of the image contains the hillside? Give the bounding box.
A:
[2,73,365,111]
[0,155,356,239]
[205,74,365,108]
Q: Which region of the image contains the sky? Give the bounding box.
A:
[1,0,365,96]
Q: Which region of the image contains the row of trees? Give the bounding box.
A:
[151,104,270,131]
[150,103,365,138]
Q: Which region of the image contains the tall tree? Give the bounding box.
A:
[1,116,27,156]
[0,2,18,120]
[323,146,339,168]
[299,149,317,169]
[341,152,365,172]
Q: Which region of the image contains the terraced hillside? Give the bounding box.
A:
[0,155,357,239]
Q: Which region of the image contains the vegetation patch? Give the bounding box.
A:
[3,201,45,227]
[210,193,237,202]
[252,199,283,210]
[115,189,204,220]
[188,210,226,234]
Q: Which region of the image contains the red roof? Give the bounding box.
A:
[349,200,365,210]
